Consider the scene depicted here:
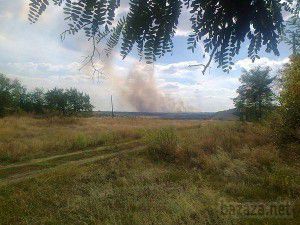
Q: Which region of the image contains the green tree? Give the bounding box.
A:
[282,2,300,55]
[283,17,300,55]
[45,88,68,115]
[45,88,94,115]
[65,88,93,115]
[19,91,34,113]
[28,88,46,114]
[81,93,93,113]
[32,89,46,114]
[234,67,275,121]
[28,0,298,73]
[0,74,94,117]
[0,74,26,116]
[0,74,13,116]
[277,56,300,142]
[19,88,46,114]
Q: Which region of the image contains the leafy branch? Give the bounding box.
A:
[28,0,298,74]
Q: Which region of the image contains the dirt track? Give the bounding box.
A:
[0,141,145,187]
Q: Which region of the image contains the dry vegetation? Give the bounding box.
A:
[0,116,299,224]
[0,116,198,164]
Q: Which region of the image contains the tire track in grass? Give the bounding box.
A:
[0,124,201,171]
[0,140,142,181]
[0,145,145,187]
[0,139,140,170]
[0,124,203,187]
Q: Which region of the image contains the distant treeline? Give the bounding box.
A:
[0,73,93,117]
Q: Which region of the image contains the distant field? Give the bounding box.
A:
[94,110,238,120]
[0,116,299,224]
[94,111,216,120]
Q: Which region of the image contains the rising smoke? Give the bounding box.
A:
[109,63,186,112]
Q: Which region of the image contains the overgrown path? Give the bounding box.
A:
[0,140,140,170]
[0,141,145,187]
[0,125,202,187]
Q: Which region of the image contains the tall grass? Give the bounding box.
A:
[0,118,299,224]
[145,127,179,162]
[0,116,198,163]
[145,121,300,201]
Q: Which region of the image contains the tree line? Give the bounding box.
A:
[0,74,93,117]
[233,56,300,143]
[232,13,300,144]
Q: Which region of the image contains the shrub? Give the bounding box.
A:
[72,133,89,149]
[145,127,179,162]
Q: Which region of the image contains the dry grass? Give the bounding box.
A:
[147,121,300,201]
[0,117,299,224]
[145,127,179,162]
[0,116,199,163]
[0,150,235,225]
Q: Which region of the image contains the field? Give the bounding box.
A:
[0,116,299,224]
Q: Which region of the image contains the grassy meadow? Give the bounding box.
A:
[0,116,198,164]
[0,116,299,224]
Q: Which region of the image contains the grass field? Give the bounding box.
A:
[0,116,299,224]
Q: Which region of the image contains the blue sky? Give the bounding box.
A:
[0,0,291,112]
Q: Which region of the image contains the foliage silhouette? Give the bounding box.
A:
[28,0,299,73]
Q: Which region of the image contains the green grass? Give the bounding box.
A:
[0,117,299,224]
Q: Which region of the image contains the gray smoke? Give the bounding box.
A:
[120,64,186,112]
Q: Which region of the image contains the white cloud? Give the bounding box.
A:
[174,6,191,37]
[156,61,201,74]
[2,62,82,76]
[115,5,129,17]
[175,29,190,37]
[234,57,290,71]
[152,60,240,112]
[158,79,238,112]
[0,11,13,20]
[0,34,6,42]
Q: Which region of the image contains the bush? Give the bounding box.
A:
[145,127,179,162]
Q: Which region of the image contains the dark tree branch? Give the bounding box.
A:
[188,45,218,74]
[79,37,105,83]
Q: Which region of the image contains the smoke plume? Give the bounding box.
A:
[119,63,186,112]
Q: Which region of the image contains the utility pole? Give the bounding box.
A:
[111,95,114,118]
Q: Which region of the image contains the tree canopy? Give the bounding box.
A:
[0,73,93,117]
[233,67,275,121]
[283,17,300,55]
[29,0,299,73]
[277,56,300,141]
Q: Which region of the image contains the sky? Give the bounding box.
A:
[0,0,292,112]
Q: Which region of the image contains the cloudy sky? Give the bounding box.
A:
[0,0,291,112]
